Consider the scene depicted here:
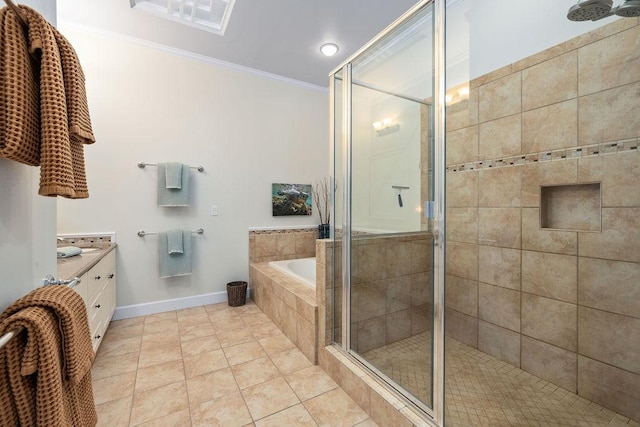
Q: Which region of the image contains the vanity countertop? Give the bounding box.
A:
[57,244,117,280]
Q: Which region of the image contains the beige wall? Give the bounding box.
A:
[445,18,640,421]
[57,27,329,310]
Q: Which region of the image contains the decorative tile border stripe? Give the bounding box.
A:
[447,138,639,173]
[57,234,114,247]
[249,227,317,235]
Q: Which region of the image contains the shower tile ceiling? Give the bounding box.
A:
[57,0,420,88]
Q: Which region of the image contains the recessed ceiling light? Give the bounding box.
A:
[320,43,339,57]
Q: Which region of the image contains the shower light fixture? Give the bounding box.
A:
[320,43,339,57]
[372,118,400,137]
[445,84,470,105]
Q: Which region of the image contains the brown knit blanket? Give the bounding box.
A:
[0,285,97,427]
[0,5,95,199]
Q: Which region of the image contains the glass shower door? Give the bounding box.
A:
[343,2,437,412]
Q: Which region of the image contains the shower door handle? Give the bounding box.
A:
[425,200,438,240]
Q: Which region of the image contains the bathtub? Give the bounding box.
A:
[268,257,316,288]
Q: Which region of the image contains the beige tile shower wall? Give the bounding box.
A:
[249,228,318,263]
[445,18,640,422]
[318,234,433,354]
[420,104,430,231]
[316,239,337,349]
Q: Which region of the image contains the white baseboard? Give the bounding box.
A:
[112,289,251,320]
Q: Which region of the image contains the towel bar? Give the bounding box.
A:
[138,162,204,172]
[0,277,81,351]
[42,274,81,287]
[137,228,204,237]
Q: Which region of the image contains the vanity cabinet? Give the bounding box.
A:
[72,250,117,352]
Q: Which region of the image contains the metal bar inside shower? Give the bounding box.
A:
[333,76,432,106]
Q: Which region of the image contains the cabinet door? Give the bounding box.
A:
[104,251,117,320]
[91,319,104,352]
[86,262,106,303]
[88,249,117,354]
[107,277,116,320]
[89,289,109,350]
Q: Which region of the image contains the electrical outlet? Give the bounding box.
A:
[210,206,218,216]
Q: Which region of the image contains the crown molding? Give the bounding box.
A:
[59,21,329,93]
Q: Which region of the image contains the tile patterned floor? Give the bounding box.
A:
[92,301,377,427]
[363,333,433,407]
[365,332,640,427]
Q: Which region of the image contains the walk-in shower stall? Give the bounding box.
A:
[330,0,446,422]
[329,0,639,425]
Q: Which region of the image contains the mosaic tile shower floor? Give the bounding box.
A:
[363,333,639,426]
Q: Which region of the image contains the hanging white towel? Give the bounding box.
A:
[166,229,183,255]
[158,230,192,278]
[157,162,190,207]
[165,162,183,189]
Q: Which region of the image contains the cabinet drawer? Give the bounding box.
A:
[91,319,104,352]
[86,264,105,302]
[66,247,116,355]
[88,287,107,334]
[86,254,113,302]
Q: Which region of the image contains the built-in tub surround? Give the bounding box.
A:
[249,263,318,362]
[444,17,640,421]
[268,257,316,288]
[248,228,319,362]
[248,227,317,263]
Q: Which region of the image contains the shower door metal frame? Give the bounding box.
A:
[341,62,353,352]
[329,0,446,425]
[432,0,446,423]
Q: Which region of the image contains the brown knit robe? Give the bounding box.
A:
[0,285,97,427]
[0,5,95,198]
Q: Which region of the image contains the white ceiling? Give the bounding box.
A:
[57,0,420,88]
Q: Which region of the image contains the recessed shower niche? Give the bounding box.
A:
[540,183,601,232]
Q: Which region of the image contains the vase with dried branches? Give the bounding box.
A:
[313,178,332,239]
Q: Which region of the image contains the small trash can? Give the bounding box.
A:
[227,281,247,307]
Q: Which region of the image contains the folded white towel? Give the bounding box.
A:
[159,231,192,278]
[157,162,190,207]
[57,246,82,258]
[165,162,183,189]
[167,229,183,255]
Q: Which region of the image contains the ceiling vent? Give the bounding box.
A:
[130,0,236,35]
